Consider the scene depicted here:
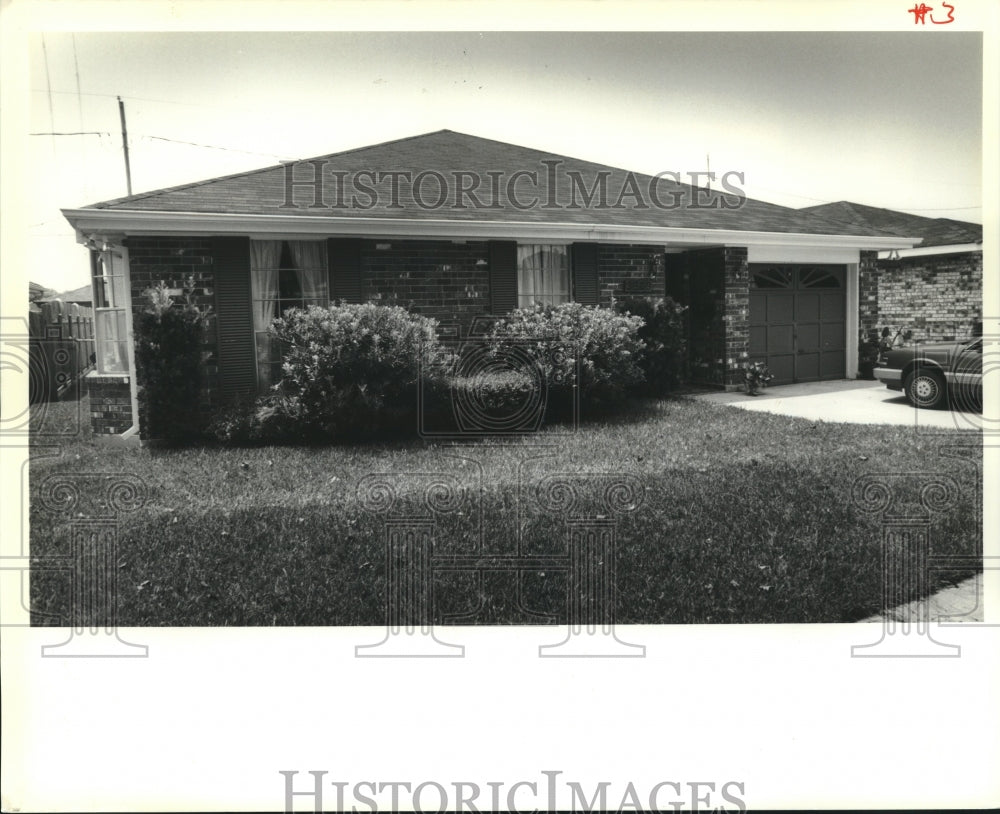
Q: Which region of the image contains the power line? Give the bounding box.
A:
[28,127,292,160]
[142,134,294,160]
[30,87,258,115]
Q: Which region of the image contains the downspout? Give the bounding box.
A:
[115,243,141,442]
[845,261,860,379]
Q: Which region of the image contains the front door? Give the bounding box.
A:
[748,264,846,385]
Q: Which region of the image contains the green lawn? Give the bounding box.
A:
[28,396,982,625]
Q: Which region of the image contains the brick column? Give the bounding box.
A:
[722,247,750,387]
[858,250,879,336]
[88,375,134,435]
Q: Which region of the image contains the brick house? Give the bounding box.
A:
[800,201,983,344]
[61,130,916,440]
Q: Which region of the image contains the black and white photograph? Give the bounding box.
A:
[2,1,998,811]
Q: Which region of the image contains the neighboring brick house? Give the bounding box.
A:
[800,201,983,344]
[61,130,915,440]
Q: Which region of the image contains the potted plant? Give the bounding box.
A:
[743,361,774,396]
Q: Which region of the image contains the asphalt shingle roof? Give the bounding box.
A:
[86,130,891,238]
[800,201,982,248]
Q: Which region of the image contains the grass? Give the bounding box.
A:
[28,394,982,626]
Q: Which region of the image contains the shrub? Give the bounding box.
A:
[134,279,211,443]
[266,302,442,440]
[421,366,544,435]
[207,394,306,446]
[614,296,688,395]
[487,303,645,413]
[450,368,537,417]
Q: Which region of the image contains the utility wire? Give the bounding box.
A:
[30,131,108,137]
[142,134,295,160]
[30,87,259,115]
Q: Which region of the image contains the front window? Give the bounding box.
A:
[517,244,571,308]
[251,239,328,389]
[92,248,130,374]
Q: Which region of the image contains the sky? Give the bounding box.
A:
[26,30,984,292]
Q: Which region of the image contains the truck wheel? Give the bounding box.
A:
[903,369,947,409]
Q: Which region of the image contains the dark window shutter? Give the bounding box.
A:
[572,242,599,305]
[489,240,517,314]
[329,238,363,303]
[211,236,256,401]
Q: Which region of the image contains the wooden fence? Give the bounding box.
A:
[29,300,96,403]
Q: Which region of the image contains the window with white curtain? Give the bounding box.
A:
[251,239,328,389]
[92,248,130,374]
[517,244,571,308]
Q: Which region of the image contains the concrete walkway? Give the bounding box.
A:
[858,573,984,623]
[689,379,983,431]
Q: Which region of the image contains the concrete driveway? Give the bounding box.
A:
[689,379,983,430]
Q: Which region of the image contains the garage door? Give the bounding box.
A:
[748,265,846,385]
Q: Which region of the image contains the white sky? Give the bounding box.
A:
[25,30,984,291]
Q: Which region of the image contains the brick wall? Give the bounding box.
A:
[109,236,751,435]
[88,375,132,435]
[874,251,982,343]
[596,243,665,305]
[359,240,668,336]
[361,239,491,337]
[858,250,879,338]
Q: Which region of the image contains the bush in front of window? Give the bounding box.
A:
[266,302,443,440]
[614,296,689,395]
[487,303,646,414]
[134,279,212,443]
[420,365,544,435]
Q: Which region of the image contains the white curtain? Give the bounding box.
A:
[96,310,128,373]
[518,245,569,307]
[250,240,282,333]
[250,240,282,387]
[288,240,328,302]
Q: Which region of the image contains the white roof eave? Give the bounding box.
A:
[60,207,922,251]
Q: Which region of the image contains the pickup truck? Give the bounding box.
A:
[874,338,982,410]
